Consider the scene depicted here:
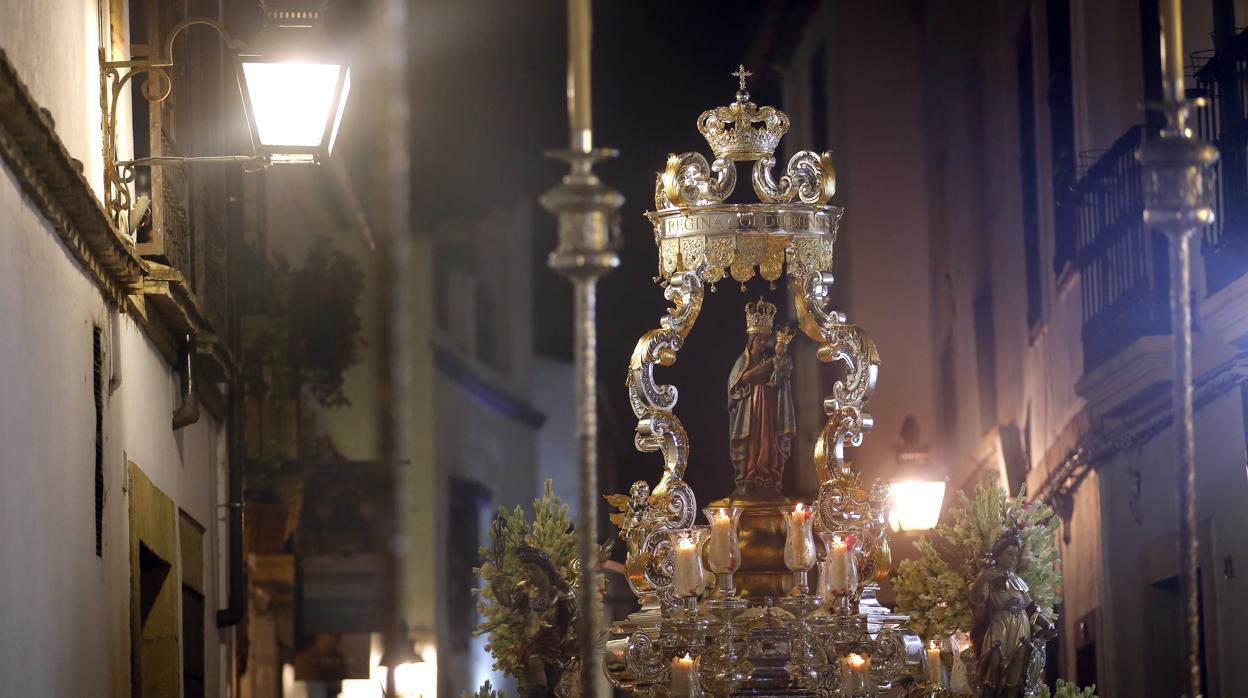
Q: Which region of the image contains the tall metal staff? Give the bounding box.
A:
[377,0,412,694]
[1138,1,1217,695]
[540,0,623,694]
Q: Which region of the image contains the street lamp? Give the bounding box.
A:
[237,58,350,163]
[100,0,351,222]
[887,416,946,533]
[887,480,946,533]
[236,1,350,164]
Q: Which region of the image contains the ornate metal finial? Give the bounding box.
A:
[732,64,753,100]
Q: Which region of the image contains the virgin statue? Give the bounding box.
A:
[727,298,796,496]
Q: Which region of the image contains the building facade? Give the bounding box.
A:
[760,1,1248,695]
[0,0,243,695]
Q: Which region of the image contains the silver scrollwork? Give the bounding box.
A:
[658,152,737,209]
[752,150,837,204]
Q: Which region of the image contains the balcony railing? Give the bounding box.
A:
[1193,31,1248,293]
[1075,125,1171,370]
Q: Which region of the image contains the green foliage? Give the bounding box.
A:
[1038,679,1097,698]
[462,680,504,698]
[474,480,611,680]
[892,472,1062,640]
[290,236,366,407]
[240,235,366,409]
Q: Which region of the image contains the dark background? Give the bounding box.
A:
[408,1,791,518]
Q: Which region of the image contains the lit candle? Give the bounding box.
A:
[670,653,699,697]
[842,652,872,694]
[707,508,737,571]
[673,531,703,598]
[925,640,944,686]
[825,534,853,595]
[784,504,816,569]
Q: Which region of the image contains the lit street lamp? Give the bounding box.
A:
[888,480,946,533]
[100,0,351,223]
[887,416,946,533]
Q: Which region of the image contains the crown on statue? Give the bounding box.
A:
[697,65,791,161]
[745,298,778,335]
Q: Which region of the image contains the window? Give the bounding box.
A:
[1017,15,1043,328]
[94,327,104,556]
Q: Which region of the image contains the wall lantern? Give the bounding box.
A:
[887,415,946,533]
[100,0,350,223]
[888,480,947,533]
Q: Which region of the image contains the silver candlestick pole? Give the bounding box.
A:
[1138,1,1218,695]
[540,0,623,694]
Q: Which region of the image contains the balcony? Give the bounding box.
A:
[1074,125,1171,370]
[1193,30,1248,294]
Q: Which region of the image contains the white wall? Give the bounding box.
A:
[0,0,226,694]
[0,0,107,197]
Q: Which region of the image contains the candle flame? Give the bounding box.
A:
[930,639,938,650]
[847,652,867,670]
[795,503,805,513]
[677,533,696,549]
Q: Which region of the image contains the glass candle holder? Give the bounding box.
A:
[783,503,817,594]
[703,506,743,595]
[841,651,873,696]
[669,527,709,604]
[818,531,859,604]
[670,652,703,698]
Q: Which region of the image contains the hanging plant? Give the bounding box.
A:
[290,235,366,407]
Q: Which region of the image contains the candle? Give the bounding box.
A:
[842,652,872,694]
[673,531,703,598]
[926,640,944,686]
[566,0,593,150]
[784,504,816,570]
[670,653,699,698]
[949,635,971,693]
[825,534,853,594]
[706,508,738,572]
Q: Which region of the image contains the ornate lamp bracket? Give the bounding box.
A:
[100,18,262,227]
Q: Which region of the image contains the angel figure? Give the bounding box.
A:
[970,529,1056,697]
[607,480,656,594]
[489,543,578,697]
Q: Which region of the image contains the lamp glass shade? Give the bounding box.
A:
[888,480,946,532]
[238,59,350,163]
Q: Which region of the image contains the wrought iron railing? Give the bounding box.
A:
[1075,125,1171,369]
[1193,31,1248,293]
